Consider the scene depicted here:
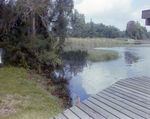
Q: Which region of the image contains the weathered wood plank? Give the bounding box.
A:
[54,113,67,119]
[70,106,91,119]
[97,93,150,118]
[76,102,103,119]
[111,84,150,101]
[108,87,150,105]
[117,79,150,91]
[131,77,150,83]
[91,95,144,119]
[88,97,132,119]
[129,77,150,84]
[116,81,150,95]
[52,77,150,119]
[142,76,150,80]
[120,78,150,88]
[118,79,150,90]
[113,83,150,98]
[104,88,150,109]
[139,76,150,82]
[101,90,150,115]
[63,109,80,119]
[82,100,119,119]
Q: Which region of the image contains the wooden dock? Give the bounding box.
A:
[51,76,150,119]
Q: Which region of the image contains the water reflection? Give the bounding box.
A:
[56,47,150,106]
[68,47,150,105]
[125,51,140,65]
[53,51,88,106]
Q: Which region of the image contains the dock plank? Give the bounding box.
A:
[105,88,150,109]
[91,95,144,119]
[82,100,118,119]
[120,78,150,88]
[54,113,67,119]
[111,84,150,101]
[76,102,104,119]
[113,83,150,98]
[128,77,150,84]
[70,106,91,119]
[87,97,132,119]
[101,90,150,115]
[118,79,150,91]
[108,86,150,105]
[97,93,150,118]
[139,76,150,82]
[63,109,80,119]
[116,81,150,95]
[52,77,150,119]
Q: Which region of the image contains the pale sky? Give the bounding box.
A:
[74,0,150,31]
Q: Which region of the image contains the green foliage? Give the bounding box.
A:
[0,0,74,74]
[69,10,121,38]
[125,21,147,39]
[70,9,86,37]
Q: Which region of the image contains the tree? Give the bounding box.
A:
[70,9,86,37]
[125,21,135,38]
[125,21,148,39]
[0,0,74,74]
[52,0,74,52]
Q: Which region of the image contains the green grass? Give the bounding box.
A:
[87,49,119,62]
[0,66,65,119]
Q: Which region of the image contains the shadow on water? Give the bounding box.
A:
[46,50,89,107]
[125,51,140,65]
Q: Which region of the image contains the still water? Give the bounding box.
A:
[69,47,150,105]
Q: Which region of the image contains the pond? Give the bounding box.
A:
[68,47,150,105]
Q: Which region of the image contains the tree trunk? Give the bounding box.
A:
[31,11,35,37]
[9,0,13,8]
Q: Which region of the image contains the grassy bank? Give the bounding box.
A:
[0,66,65,119]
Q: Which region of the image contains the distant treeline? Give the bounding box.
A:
[69,10,150,39]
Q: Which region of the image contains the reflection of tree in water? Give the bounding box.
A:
[125,51,140,65]
[61,50,88,76]
[51,50,88,107]
[62,58,88,76]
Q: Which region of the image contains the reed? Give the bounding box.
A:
[65,38,127,50]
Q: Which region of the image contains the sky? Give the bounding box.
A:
[74,0,150,31]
